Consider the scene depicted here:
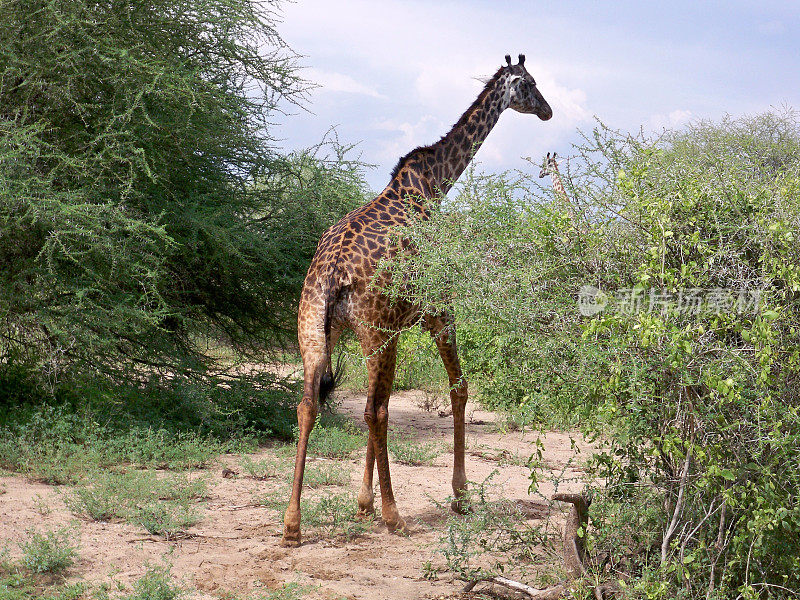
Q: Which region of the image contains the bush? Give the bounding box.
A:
[389,111,800,597]
[0,0,367,421]
[0,372,301,480]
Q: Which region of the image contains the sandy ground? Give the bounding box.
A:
[0,390,592,599]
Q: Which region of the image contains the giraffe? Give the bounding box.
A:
[539,151,575,220]
[282,54,552,547]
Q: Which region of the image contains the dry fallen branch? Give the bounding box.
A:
[463,576,566,598]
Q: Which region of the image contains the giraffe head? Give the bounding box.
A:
[504,54,552,120]
[539,151,558,178]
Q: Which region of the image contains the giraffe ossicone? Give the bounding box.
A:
[281,54,552,547]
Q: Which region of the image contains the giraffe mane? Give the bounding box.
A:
[389,66,507,181]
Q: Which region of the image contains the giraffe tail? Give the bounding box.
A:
[318,264,345,405]
[319,352,344,405]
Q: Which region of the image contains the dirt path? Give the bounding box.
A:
[0,390,591,599]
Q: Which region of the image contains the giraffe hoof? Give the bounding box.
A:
[280,534,302,548]
[386,516,407,534]
[451,498,471,515]
[281,524,302,547]
[356,507,375,521]
[280,538,301,548]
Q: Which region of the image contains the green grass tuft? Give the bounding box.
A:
[303,461,352,488]
[388,432,444,466]
[301,419,365,459]
[65,470,205,538]
[19,528,78,574]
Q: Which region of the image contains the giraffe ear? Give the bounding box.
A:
[505,54,512,66]
[518,54,526,66]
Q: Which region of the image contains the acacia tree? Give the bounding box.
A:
[0,0,367,387]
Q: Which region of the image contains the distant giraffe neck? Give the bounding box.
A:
[549,162,567,200]
[547,159,577,222]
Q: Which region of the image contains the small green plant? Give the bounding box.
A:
[239,455,288,480]
[120,565,184,600]
[301,492,373,541]
[258,487,291,512]
[66,470,205,538]
[434,476,549,583]
[132,502,198,539]
[262,490,372,541]
[301,419,365,459]
[421,560,439,581]
[31,494,51,516]
[388,432,443,466]
[414,386,448,413]
[261,582,313,600]
[303,462,351,488]
[19,528,78,574]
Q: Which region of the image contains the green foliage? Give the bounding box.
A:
[338,326,448,392]
[303,461,352,488]
[239,454,290,480]
[383,165,603,422]
[0,370,302,481]
[220,582,313,600]
[259,583,314,600]
[264,491,373,542]
[19,528,78,574]
[434,476,549,583]
[390,111,800,597]
[298,492,373,541]
[119,566,184,600]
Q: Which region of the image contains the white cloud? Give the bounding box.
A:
[373,115,446,162]
[304,68,386,99]
[648,109,693,132]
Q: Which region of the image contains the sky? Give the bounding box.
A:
[273,0,800,192]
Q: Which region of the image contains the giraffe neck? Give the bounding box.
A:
[425,72,512,195]
[548,164,576,221]
[550,167,567,199]
[386,68,513,202]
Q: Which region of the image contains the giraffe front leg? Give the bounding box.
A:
[360,334,406,533]
[357,430,375,517]
[426,314,469,514]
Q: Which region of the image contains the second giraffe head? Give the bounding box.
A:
[539,151,558,178]
[504,53,552,121]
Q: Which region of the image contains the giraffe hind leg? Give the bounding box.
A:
[282,323,343,546]
[281,351,325,547]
